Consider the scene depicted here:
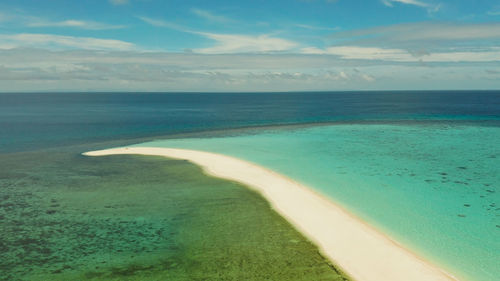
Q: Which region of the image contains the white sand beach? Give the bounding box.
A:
[84,147,459,281]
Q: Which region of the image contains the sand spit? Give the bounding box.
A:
[84,147,459,281]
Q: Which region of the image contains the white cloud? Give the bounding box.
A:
[361,74,376,82]
[295,23,340,31]
[329,22,500,51]
[136,16,189,31]
[191,9,233,23]
[109,0,129,5]
[393,23,500,41]
[0,48,498,92]
[137,16,169,27]
[194,33,297,54]
[0,10,124,30]
[381,0,440,12]
[424,49,500,62]
[27,20,125,30]
[302,46,413,61]
[382,0,428,8]
[136,16,298,54]
[0,34,135,50]
[301,46,500,62]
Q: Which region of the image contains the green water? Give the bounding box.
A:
[0,145,349,280]
[140,123,500,281]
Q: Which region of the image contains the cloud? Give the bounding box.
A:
[0,34,135,50]
[27,20,125,30]
[301,46,500,62]
[0,48,498,92]
[0,10,124,30]
[485,69,500,74]
[302,46,413,61]
[381,0,441,12]
[191,8,233,23]
[136,16,189,31]
[382,0,427,8]
[109,0,129,5]
[0,49,343,71]
[295,23,340,31]
[136,16,170,27]
[137,16,297,54]
[329,22,500,50]
[194,33,297,54]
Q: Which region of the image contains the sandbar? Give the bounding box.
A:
[83,147,459,281]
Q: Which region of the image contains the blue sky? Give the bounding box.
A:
[0,0,499,91]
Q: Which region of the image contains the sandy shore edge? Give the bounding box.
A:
[83,146,459,281]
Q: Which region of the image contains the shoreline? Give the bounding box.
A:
[84,146,460,281]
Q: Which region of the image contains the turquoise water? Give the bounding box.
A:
[139,123,500,281]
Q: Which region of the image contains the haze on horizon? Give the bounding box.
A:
[0,0,499,92]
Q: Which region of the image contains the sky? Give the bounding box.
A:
[0,0,499,92]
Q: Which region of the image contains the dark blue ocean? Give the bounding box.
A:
[1,91,499,153]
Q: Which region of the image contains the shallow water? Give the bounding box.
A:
[0,146,349,280]
[141,122,500,281]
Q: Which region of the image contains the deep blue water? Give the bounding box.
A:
[1,91,499,153]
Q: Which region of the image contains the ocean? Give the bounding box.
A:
[1,91,499,153]
[1,91,499,280]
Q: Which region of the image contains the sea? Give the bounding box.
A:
[1,91,499,280]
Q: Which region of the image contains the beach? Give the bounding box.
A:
[84,146,459,281]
